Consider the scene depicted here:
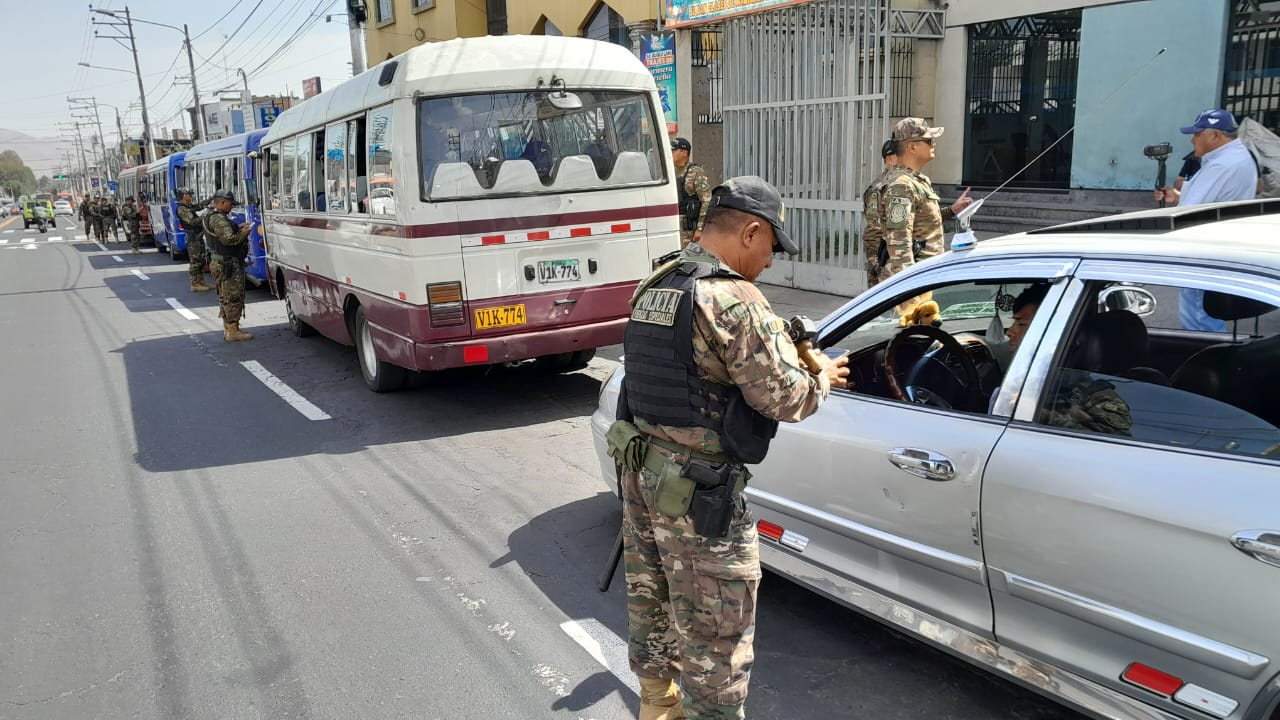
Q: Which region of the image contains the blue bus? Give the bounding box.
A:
[184,129,269,284]
[144,151,188,259]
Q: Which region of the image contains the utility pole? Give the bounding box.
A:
[69,98,114,182]
[183,23,205,141]
[239,68,254,130]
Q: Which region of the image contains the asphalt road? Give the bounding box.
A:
[0,213,1082,719]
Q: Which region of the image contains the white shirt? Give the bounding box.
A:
[1179,138,1257,206]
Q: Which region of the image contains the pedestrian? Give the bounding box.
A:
[78,193,92,227]
[1154,108,1257,332]
[609,176,849,719]
[87,197,105,243]
[100,196,119,242]
[175,188,212,293]
[120,197,141,254]
[1174,151,1199,191]
[861,138,898,289]
[202,189,254,342]
[877,117,973,282]
[672,137,711,248]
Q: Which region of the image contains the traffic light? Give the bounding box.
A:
[55,174,65,180]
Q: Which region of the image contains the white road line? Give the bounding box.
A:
[0,239,6,244]
[240,361,332,421]
[165,297,200,321]
[94,241,108,251]
[47,236,62,242]
[20,238,35,244]
[130,269,150,280]
[75,234,87,240]
[560,619,639,698]
[2,229,12,233]
[112,255,125,263]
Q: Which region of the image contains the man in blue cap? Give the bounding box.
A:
[1155,108,1257,332]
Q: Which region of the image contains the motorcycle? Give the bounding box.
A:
[34,210,48,234]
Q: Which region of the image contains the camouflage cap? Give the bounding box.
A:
[176,186,194,197]
[710,175,797,256]
[210,188,236,203]
[891,117,944,142]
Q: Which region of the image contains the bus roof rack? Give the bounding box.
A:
[1027,197,1280,235]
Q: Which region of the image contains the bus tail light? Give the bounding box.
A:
[428,281,465,328]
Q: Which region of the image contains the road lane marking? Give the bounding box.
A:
[560,619,639,698]
[165,297,200,321]
[75,234,87,240]
[20,238,35,244]
[0,239,6,244]
[2,229,12,233]
[48,236,62,242]
[240,361,332,421]
[112,255,125,263]
[94,241,108,251]
[130,269,150,280]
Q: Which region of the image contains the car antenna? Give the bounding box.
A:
[952,47,1169,250]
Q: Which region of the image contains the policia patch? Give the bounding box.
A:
[886,196,911,228]
[631,288,682,326]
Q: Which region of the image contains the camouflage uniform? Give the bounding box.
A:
[120,200,140,253]
[1038,374,1133,436]
[86,200,105,243]
[177,201,208,287]
[861,164,896,288]
[202,208,251,325]
[877,165,957,281]
[677,163,712,248]
[99,198,119,241]
[623,242,830,719]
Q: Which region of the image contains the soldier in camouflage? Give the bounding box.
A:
[673,137,712,249]
[120,197,141,254]
[878,118,973,281]
[86,197,105,244]
[176,188,212,293]
[202,189,254,342]
[861,139,898,289]
[99,196,119,242]
[614,177,848,719]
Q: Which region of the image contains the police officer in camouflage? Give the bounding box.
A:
[86,197,105,244]
[673,137,712,249]
[861,138,898,289]
[608,176,849,719]
[878,118,973,281]
[202,189,254,342]
[175,188,212,293]
[120,197,141,254]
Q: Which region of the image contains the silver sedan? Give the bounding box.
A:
[591,200,1280,720]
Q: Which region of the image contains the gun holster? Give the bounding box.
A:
[681,458,749,539]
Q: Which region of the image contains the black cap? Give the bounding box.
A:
[210,188,235,203]
[671,137,692,152]
[881,139,897,159]
[710,175,797,255]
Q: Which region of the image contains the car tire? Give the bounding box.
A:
[285,287,316,338]
[353,306,406,393]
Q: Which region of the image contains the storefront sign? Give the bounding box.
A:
[641,31,678,135]
[664,0,814,28]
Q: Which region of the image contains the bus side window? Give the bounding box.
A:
[325,121,348,214]
[282,138,298,210]
[348,117,367,213]
[367,105,394,216]
[311,130,326,212]
[296,134,313,211]
[267,144,281,209]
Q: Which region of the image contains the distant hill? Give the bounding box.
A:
[0,128,69,177]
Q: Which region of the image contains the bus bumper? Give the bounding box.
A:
[413,318,626,371]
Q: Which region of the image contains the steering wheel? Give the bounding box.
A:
[884,325,982,410]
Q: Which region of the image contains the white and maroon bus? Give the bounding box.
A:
[258,35,679,391]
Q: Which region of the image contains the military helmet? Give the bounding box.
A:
[210,188,236,204]
[176,186,193,197]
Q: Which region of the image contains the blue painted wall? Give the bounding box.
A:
[1070,0,1230,190]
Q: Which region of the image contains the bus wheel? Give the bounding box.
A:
[353,306,406,393]
[565,349,596,371]
[284,288,316,338]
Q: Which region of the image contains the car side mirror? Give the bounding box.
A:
[1098,285,1157,317]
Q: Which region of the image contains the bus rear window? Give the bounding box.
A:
[420,90,664,200]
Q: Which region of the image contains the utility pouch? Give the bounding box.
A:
[605,420,647,473]
[655,462,697,518]
[690,483,735,539]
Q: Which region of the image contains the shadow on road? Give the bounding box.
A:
[495,495,1084,720]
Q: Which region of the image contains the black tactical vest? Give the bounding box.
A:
[677,165,702,232]
[623,261,778,464]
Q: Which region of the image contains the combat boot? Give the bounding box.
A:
[191,279,212,292]
[637,677,685,720]
[224,322,253,342]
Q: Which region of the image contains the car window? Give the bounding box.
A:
[1033,281,1280,461]
[822,279,1052,415]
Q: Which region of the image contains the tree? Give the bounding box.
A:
[0,149,36,199]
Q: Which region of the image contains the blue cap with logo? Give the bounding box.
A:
[1180,108,1238,134]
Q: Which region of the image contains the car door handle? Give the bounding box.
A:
[1231,530,1280,569]
[888,448,955,481]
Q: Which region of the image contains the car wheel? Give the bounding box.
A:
[353,306,406,393]
[284,287,316,338]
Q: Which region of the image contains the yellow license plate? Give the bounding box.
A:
[474,304,527,330]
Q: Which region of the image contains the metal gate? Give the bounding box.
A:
[722,0,890,295]
[1223,0,1280,132]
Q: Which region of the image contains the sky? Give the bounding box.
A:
[2,0,358,175]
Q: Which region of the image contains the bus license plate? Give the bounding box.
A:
[475,304,527,330]
[537,259,581,283]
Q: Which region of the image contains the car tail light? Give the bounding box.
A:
[428,281,464,327]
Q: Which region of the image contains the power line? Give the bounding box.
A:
[214,0,312,73]
[247,0,338,79]
[195,0,268,72]
[191,0,247,40]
